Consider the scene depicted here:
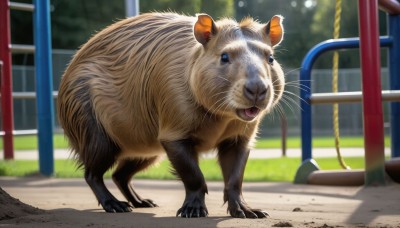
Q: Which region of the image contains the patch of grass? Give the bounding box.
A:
[0,134,391,150]
[0,134,69,150]
[0,157,365,182]
[255,136,391,149]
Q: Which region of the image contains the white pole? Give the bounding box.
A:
[125,0,139,17]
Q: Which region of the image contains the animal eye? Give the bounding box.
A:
[268,54,274,64]
[268,54,274,65]
[220,53,230,63]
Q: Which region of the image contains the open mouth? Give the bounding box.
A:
[236,107,261,121]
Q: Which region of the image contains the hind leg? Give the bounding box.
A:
[60,77,130,212]
[84,154,132,213]
[83,131,131,212]
[85,169,132,213]
[112,157,158,208]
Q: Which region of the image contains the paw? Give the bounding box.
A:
[227,200,268,219]
[133,198,158,208]
[177,203,209,218]
[176,193,208,218]
[101,199,132,213]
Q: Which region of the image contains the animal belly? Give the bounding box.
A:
[118,143,165,160]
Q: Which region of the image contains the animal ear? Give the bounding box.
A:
[194,14,216,45]
[265,15,284,47]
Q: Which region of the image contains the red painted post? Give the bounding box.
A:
[357,0,386,185]
[0,0,14,160]
[378,0,400,15]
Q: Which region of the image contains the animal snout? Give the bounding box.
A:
[243,79,268,104]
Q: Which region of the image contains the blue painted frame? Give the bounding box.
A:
[34,0,54,176]
[388,14,400,158]
[299,36,395,162]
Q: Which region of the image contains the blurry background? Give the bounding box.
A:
[6,0,392,138]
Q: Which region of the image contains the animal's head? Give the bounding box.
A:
[190,14,284,122]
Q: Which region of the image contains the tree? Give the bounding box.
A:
[140,0,234,18]
[51,0,125,49]
[311,0,388,69]
[234,0,388,69]
[140,0,201,15]
[200,0,234,18]
[10,0,235,65]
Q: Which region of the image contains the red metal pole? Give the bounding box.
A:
[357,0,386,185]
[0,0,14,160]
[378,0,400,15]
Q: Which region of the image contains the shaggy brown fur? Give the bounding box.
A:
[57,12,285,218]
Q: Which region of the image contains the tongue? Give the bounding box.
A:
[244,107,260,118]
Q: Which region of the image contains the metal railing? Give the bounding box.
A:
[0,91,58,99]
[9,1,34,11]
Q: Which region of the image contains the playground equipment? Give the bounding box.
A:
[0,0,54,176]
[295,0,400,186]
[331,0,350,170]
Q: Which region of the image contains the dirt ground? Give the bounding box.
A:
[0,177,399,228]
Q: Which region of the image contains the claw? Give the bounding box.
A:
[231,210,246,218]
[227,200,268,219]
[176,208,182,217]
[253,210,269,218]
[190,208,195,218]
[245,211,258,219]
[177,205,208,218]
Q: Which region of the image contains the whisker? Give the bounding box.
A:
[279,97,297,115]
[201,97,226,123]
[284,80,311,91]
[217,76,231,84]
[284,67,301,75]
[207,95,229,119]
[209,100,229,122]
[285,81,311,89]
[210,90,230,99]
[282,90,307,103]
[273,104,286,123]
[268,101,281,122]
[281,93,302,108]
[274,48,289,54]
[280,95,303,113]
[220,101,231,118]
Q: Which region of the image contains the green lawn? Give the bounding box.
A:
[0,134,392,150]
[0,134,384,182]
[255,136,391,149]
[0,157,365,182]
[0,134,69,150]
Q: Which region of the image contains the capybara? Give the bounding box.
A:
[57,12,284,218]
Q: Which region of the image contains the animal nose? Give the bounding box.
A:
[243,79,267,103]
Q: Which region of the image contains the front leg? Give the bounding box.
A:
[218,137,268,219]
[161,139,208,218]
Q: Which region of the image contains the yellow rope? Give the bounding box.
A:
[332,0,350,170]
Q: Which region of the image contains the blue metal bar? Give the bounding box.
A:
[388,14,400,158]
[34,0,54,176]
[300,36,392,162]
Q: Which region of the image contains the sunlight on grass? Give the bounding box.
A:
[0,157,365,182]
[0,134,390,150]
[0,134,69,150]
[255,136,391,149]
[0,134,383,182]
